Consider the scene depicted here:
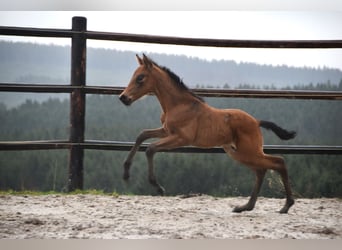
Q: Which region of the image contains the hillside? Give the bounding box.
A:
[1,40,342,88]
[1,41,342,107]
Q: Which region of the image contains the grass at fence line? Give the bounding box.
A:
[0,189,120,197]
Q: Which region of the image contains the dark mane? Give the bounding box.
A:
[151,59,205,103]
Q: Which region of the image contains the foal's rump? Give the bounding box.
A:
[222,109,264,156]
[223,109,296,167]
[224,109,296,145]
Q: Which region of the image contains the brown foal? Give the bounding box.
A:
[119,54,296,213]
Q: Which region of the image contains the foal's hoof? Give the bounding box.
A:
[279,198,295,214]
[232,205,254,213]
[232,207,243,213]
[157,186,165,196]
[149,178,165,196]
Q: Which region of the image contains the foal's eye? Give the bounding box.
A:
[136,74,145,84]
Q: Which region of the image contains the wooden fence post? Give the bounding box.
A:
[68,16,87,192]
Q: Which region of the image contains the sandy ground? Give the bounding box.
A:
[0,194,341,239]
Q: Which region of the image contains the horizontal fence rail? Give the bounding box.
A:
[1,26,342,49]
[0,83,341,100]
[1,140,342,155]
[1,16,342,191]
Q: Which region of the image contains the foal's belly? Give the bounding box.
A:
[191,107,235,148]
[192,125,233,148]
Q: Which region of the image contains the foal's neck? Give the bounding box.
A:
[154,77,197,114]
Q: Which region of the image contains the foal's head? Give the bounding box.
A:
[119,54,159,106]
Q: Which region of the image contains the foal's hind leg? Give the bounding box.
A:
[233,169,266,213]
[246,155,294,213]
[269,156,295,213]
[123,128,167,180]
[226,143,294,213]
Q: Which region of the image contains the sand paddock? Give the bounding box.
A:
[0,195,341,239]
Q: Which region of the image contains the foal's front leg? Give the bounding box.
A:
[123,128,167,180]
[145,135,186,195]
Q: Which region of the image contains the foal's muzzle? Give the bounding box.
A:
[119,94,132,106]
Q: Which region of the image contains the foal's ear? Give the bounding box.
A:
[136,54,143,65]
[142,53,153,69]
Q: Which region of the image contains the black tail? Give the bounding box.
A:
[259,120,296,140]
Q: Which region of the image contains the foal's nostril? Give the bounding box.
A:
[119,94,127,102]
[119,94,132,106]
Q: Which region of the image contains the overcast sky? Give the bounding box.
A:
[1,11,342,70]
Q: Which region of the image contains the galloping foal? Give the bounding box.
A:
[119,54,296,213]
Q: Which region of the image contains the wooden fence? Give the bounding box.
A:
[1,16,342,191]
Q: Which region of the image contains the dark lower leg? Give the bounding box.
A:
[233,169,266,213]
[146,145,165,195]
[123,147,138,180]
[264,155,294,213]
[149,178,165,195]
[123,128,166,181]
[277,168,295,214]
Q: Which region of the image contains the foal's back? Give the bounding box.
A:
[190,102,262,149]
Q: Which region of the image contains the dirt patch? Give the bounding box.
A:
[0,195,341,239]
